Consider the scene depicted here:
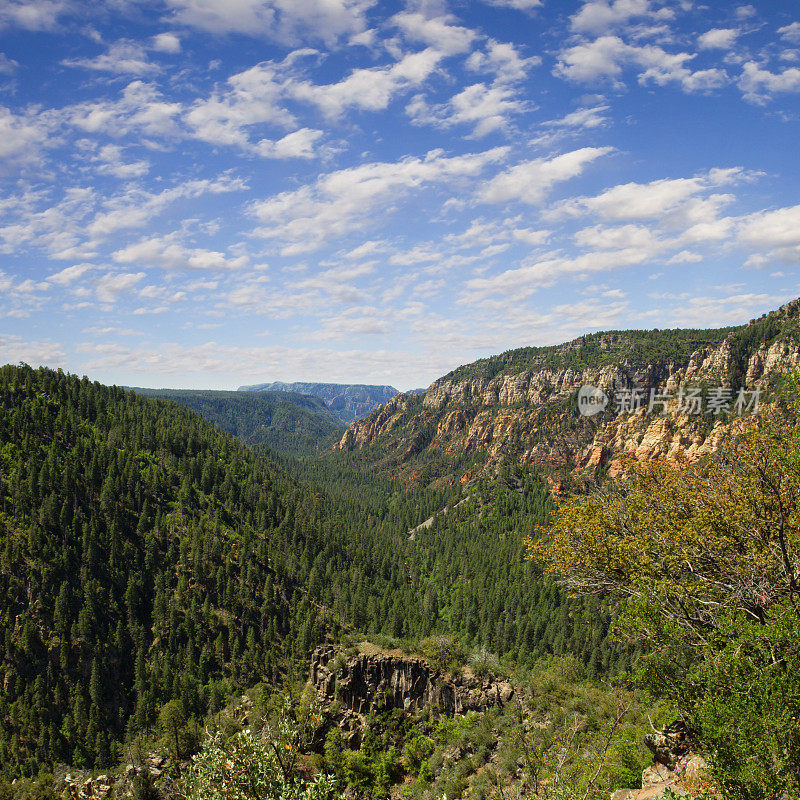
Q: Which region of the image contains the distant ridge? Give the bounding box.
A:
[131,387,345,457]
[238,381,399,424]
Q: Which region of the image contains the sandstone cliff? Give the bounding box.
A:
[336,299,800,483]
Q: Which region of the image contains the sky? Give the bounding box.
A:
[1,0,800,390]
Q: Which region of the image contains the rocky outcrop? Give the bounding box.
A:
[335,299,800,483]
[57,754,168,798]
[311,643,514,725]
[610,721,710,800]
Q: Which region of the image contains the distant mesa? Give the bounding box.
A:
[238,380,400,424]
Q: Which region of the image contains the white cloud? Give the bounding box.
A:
[164,0,373,46]
[87,175,247,241]
[93,144,150,179]
[66,80,183,139]
[555,174,729,222]
[407,82,530,137]
[0,54,18,75]
[573,222,660,250]
[48,262,95,285]
[555,36,728,92]
[254,127,323,158]
[0,0,72,31]
[697,28,739,50]
[112,233,249,271]
[185,60,295,148]
[0,107,47,168]
[737,61,800,102]
[290,48,444,119]
[668,293,790,327]
[480,0,542,9]
[544,104,610,129]
[466,39,540,83]
[569,0,665,35]
[95,271,145,302]
[0,334,66,367]
[738,203,800,265]
[392,12,476,56]
[478,146,612,205]
[778,22,800,44]
[152,32,181,53]
[250,146,508,253]
[62,40,159,75]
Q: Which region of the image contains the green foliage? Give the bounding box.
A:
[132,770,161,800]
[419,636,469,674]
[185,728,336,800]
[131,388,344,457]
[442,327,738,383]
[535,391,800,798]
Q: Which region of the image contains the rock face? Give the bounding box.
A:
[610,721,709,800]
[335,299,800,483]
[310,644,514,721]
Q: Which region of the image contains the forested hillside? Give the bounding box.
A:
[131,388,344,457]
[0,365,618,783]
[238,381,399,424]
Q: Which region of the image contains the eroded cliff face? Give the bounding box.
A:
[335,300,800,482]
[310,643,513,742]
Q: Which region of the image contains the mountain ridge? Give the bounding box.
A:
[238,380,399,424]
[335,299,800,487]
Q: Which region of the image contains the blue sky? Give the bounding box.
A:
[1,0,799,390]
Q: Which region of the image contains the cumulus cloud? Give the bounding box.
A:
[480,0,542,9]
[250,147,508,253]
[185,60,296,148]
[738,203,800,265]
[555,35,728,92]
[290,48,444,119]
[112,233,249,271]
[392,12,476,56]
[407,82,530,137]
[778,22,800,44]
[0,333,66,367]
[0,107,48,169]
[697,28,740,50]
[466,39,540,83]
[151,32,181,52]
[65,80,183,139]
[737,61,800,102]
[0,0,72,31]
[569,0,669,35]
[95,271,145,302]
[163,0,373,46]
[478,147,612,205]
[48,262,95,285]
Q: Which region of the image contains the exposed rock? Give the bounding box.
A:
[310,643,513,723]
[336,299,800,483]
[644,720,696,768]
[610,722,709,800]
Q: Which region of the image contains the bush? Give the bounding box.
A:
[420,636,469,674]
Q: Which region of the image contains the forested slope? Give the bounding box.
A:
[0,366,359,776]
[131,387,344,457]
[0,365,625,782]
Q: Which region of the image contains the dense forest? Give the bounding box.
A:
[130,388,344,457]
[0,364,619,785]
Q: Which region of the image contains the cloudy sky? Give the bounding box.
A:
[1,0,799,390]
